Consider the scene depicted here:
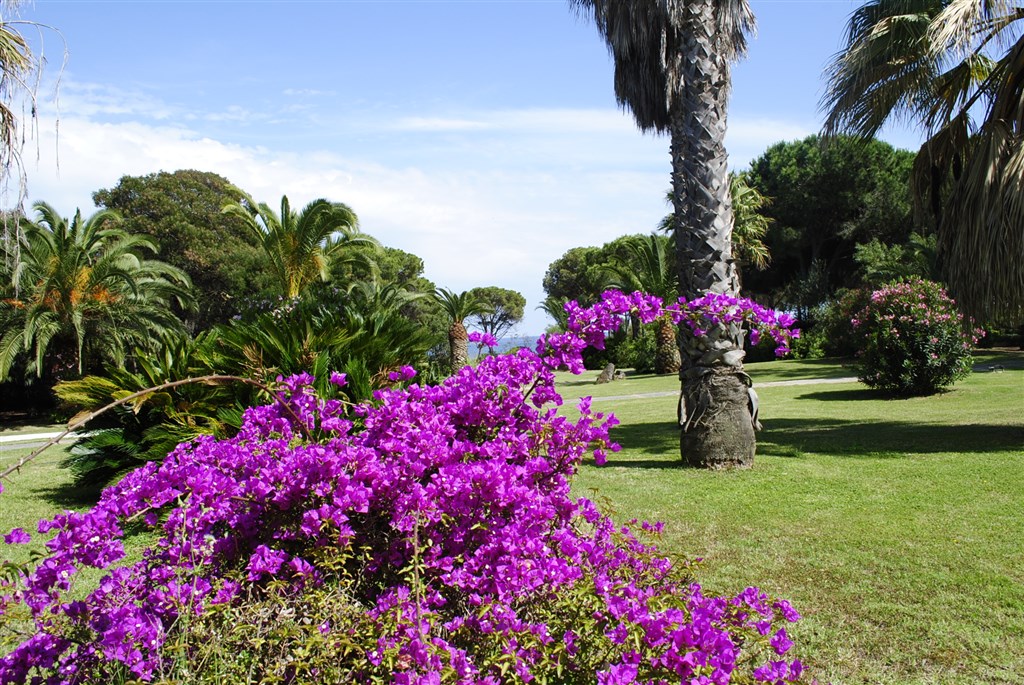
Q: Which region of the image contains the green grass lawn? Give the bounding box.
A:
[2,352,1021,683]
[569,351,1024,685]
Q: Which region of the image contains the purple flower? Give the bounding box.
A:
[329,371,348,387]
[388,365,417,382]
[468,331,498,348]
[4,527,30,544]
[770,628,794,655]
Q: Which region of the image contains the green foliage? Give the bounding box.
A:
[54,333,243,488]
[92,170,272,330]
[850,278,977,396]
[854,233,937,287]
[542,235,649,310]
[614,324,658,373]
[542,245,612,307]
[0,202,192,386]
[222,193,371,299]
[744,135,919,313]
[56,284,436,488]
[791,288,875,360]
[467,285,525,349]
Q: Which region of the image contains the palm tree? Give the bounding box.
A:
[222,194,372,299]
[572,0,759,468]
[434,288,491,371]
[0,202,192,382]
[822,0,1024,325]
[603,234,681,374]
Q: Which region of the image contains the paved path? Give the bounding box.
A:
[0,431,80,453]
[0,432,67,444]
[585,376,858,403]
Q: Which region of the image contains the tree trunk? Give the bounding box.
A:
[679,367,755,469]
[670,0,755,468]
[654,315,681,375]
[448,321,469,371]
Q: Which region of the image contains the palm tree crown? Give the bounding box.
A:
[222,194,371,299]
[0,201,192,381]
[434,288,491,371]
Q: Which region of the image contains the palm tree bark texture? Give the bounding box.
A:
[574,0,758,468]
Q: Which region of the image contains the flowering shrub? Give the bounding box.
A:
[851,278,980,396]
[0,291,806,684]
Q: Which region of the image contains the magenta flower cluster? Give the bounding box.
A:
[552,290,799,367]
[1,291,807,684]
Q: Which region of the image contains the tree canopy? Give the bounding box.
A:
[743,135,919,314]
[92,170,272,330]
[468,286,526,350]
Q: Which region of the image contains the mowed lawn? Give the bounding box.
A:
[1,352,1021,684]
[564,351,1024,685]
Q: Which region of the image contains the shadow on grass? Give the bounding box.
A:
[34,482,104,509]
[608,416,1024,464]
[796,387,898,402]
[606,422,681,469]
[759,418,1024,457]
[747,357,856,381]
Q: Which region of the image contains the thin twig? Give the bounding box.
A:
[0,374,313,484]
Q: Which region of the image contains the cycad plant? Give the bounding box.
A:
[822,0,1024,324]
[0,202,192,384]
[56,281,436,488]
[55,332,238,488]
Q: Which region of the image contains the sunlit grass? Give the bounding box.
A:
[569,350,1024,685]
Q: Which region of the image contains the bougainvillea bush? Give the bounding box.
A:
[850,278,981,396]
[0,291,806,685]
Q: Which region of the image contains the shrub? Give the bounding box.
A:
[850,278,980,396]
[1,291,806,684]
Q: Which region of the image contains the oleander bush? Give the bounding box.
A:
[851,278,980,396]
[1,291,806,685]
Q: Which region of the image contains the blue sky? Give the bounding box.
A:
[13,0,923,334]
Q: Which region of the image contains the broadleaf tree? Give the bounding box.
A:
[468,286,526,355]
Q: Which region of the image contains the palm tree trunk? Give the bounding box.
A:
[654,315,681,375]
[671,0,755,468]
[448,321,469,371]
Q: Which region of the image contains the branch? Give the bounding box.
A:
[0,374,313,484]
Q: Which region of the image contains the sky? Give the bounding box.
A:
[9,0,924,335]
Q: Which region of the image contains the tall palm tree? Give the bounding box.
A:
[0,202,192,382]
[822,0,1024,325]
[434,288,491,371]
[603,234,681,374]
[222,194,372,299]
[572,0,759,468]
